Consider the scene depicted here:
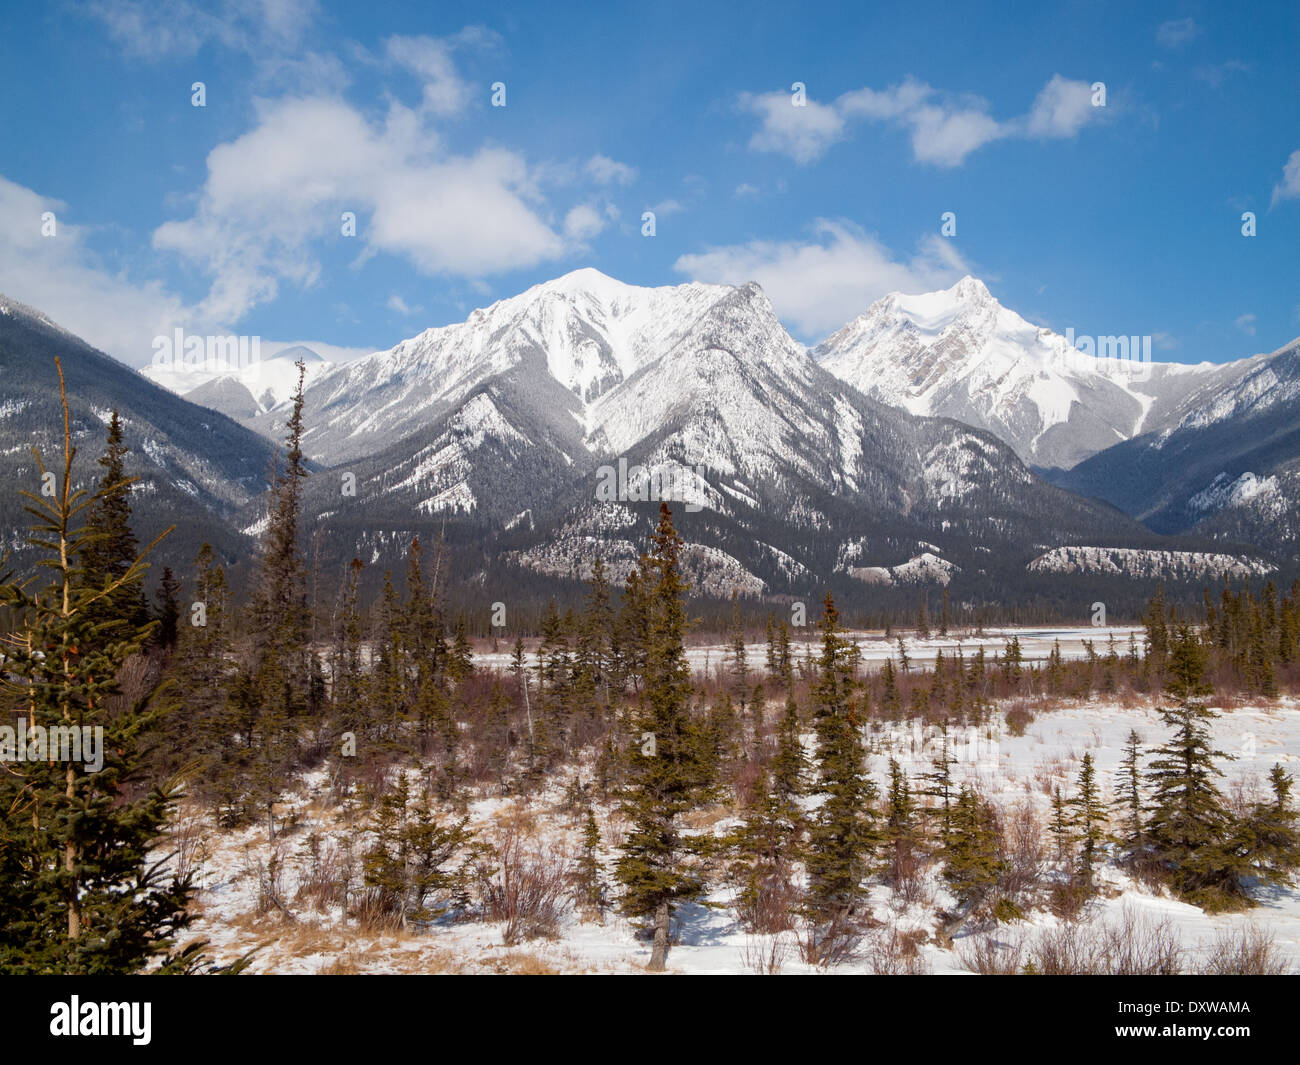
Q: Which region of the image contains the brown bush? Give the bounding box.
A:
[477,823,571,945]
[1197,925,1289,975]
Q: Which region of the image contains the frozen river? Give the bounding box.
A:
[471,625,1148,676]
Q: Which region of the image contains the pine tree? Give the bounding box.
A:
[615,504,711,971]
[942,786,1002,909]
[577,807,606,913]
[884,757,919,887]
[880,656,901,719]
[921,725,958,842]
[1049,784,1070,866]
[804,593,876,949]
[77,409,149,634]
[1244,766,1300,884]
[1145,625,1244,905]
[449,614,473,682]
[153,565,181,650]
[770,689,808,815]
[362,774,472,927]
[244,360,311,837]
[1114,729,1146,863]
[1068,753,1106,879]
[0,361,204,973]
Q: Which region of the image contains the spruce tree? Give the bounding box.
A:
[614,504,710,971]
[804,592,876,951]
[78,409,149,634]
[1244,766,1300,884]
[942,786,1002,909]
[244,360,311,836]
[1069,753,1106,880]
[1146,625,1244,905]
[0,362,203,973]
[1113,729,1146,864]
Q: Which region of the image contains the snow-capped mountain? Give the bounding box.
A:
[274,269,1192,600]
[812,276,1249,470]
[0,294,277,576]
[141,343,334,427]
[1056,335,1300,559]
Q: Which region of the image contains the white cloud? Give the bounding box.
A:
[386,294,418,316]
[1153,331,1182,351]
[563,203,606,241]
[1235,313,1257,336]
[746,75,1105,168]
[647,199,685,217]
[1156,18,1200,50]
[0,175,193,364]
[740,91,845,164]
[262,339,375,362]
[85,0,319,57]
[152,95,565,324]
[1271,150,1300,206]
[384,34,476,116]
[673,219,971,338]
[586,155,637,185]
[1023,74,1098,138]
[733,182,760,199]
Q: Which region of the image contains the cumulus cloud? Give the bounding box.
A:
[384,33,479,116]
[744,75,1105,167]
[740,91,846,164]
[563,203,606,241]
[585,155,637,185]
[1023,74,1098,138]
[1271,150,1300,206]
[151,94,566,325]
[673,219,971,338]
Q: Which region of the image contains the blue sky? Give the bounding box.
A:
[1,0,1298,367]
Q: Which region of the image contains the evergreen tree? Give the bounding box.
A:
[1145,626,1244,905]
[243,361,311,836]
[804,593,876,949]
[577,807,606,913]
[153,565,181,650]
[1244,766,1300,884]
[615,504,711,971]
[1069,753,1106,879]
[77,409,149,633]
[1049,784,1070,866]
[921,725,958,842]
[1114,729,1146,863]
[942,786,1002,909]
[0,362,204,973]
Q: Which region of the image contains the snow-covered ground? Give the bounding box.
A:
[472,626,1148,676]
[173,690,1300,975]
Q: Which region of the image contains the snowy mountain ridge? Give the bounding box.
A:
[812,275,1253,470]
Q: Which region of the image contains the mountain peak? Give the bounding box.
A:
[949,275,991,301]
[537,266,629,299]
